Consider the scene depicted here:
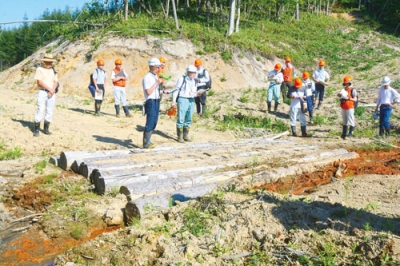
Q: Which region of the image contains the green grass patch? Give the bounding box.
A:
[0,141,22,161]
[34,160,47,174]
[216,113,289,132]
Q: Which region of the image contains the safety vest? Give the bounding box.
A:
[282,67,293,82]
[113,68,126,87]
[340,88,355,110]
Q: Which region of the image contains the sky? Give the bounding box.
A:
[0,0,89,28]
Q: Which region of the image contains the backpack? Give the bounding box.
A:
[200,69,212,90]
[88,69,100,97]
[351,88,358,108]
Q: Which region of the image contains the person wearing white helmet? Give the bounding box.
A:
[374,76,400,138]
[170,65,199,142]
[142,58,163,148]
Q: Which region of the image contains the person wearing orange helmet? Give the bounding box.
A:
[281,57,294,102]
[288,78,311,137]
[92,59,107,116]
[267,63,284,114]
[374,76,400,138]
[301,71,315,124]
[312,60,330,110]
[111,59,132,118]
[337,75,357,140]
[194,58,210,115]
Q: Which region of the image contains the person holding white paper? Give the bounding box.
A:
[312,60,330,110]
[92,59,106,116]
[289,78,311,137]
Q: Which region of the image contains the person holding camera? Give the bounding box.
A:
[337,76,357,140]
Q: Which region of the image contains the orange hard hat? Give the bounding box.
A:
[97,59,104,66]
[115,59,122,65]
[343,75,352,84]
[319,60,326,66]
[302,72,310,79]
[284,57,291,63]
[274,63,281,71]
[294,78,302,88]
[194,58,202,67]
[159,57,166,63]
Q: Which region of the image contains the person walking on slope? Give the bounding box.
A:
[92,59,106,116]
[374,76,400,138]
[170,65,199,142]
[312,60,330,110]
[33,53,59,137]
[194,58,210,115]
[337,76,357,140]
[288,78,311,137]
[281,57,294,102]
[142,58,164,149]
[302,71,315,124]
[111,59,132,118]
[267,63,284,114]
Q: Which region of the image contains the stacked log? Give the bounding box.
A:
[56,132,359,220]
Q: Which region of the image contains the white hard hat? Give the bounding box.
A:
[186,65,197,73]
[149,58,162,66]
[382,76,391,86]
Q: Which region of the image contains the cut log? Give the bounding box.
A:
[59,150,133,170]
[123,183,218,221]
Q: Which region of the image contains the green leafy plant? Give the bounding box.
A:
[34,160,47,174]
[0,141,22,161]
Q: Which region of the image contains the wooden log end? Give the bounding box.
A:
[48,156,60,166]
[79,162,89,178]
[95,177,106,195]
[70,160,80,173]
[59,152,68,170]
[125,201,141,223]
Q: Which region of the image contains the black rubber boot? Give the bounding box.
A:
[291,126,297,136]
[376,128,384,138]
[44,121,52,135]
[177,128,184,143]
[201,104,206,116]
[385,128,390,138]
[123,106,132,117]
[95,104,101,115]
[196,102,201,114]
[316,101,322,110]
[115,105,120,118]
[309,111,314,124]
[183,127,191,141]
[143,131,156,149]
[267,102,272,113]
[341,125,348,140]
[274,102,279,114]
[33,122,40,137]
[301,126,311,137]
[348,126,355,138]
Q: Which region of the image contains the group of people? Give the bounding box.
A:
[32,53,399,145]
[267,58,330,137]
[141,58,211,148]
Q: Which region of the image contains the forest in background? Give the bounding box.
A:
[0,0,398,71]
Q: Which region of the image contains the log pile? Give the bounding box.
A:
[55,132,358,220]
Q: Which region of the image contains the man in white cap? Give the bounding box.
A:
[374,76,400,138]
[142,58,163,148]
[171,65,198,142]
[33,53,59,137]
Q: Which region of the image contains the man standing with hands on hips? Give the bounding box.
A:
[142,58,163,149]
[33,53,58,137]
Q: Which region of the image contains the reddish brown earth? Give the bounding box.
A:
[2,147,400,265]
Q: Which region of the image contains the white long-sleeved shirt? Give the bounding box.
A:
[312,68,330,83]
[376,86,400,105]
[172,75,197,102]
[267,70,283,87]
[302,78,315,96]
